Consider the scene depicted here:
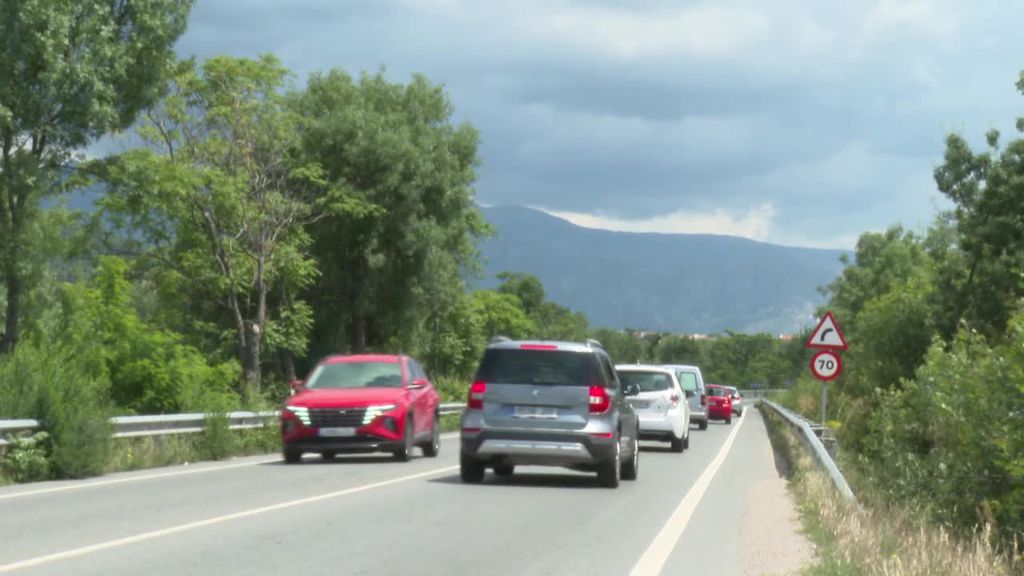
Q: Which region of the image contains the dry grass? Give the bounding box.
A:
[762,408,1017,576]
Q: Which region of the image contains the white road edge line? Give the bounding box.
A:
[0,457,282,501]
[629,415,748,576]
[0,433,461,501]
[0,464,460,573]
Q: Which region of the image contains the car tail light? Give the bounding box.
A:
[467,380,486,410]
[520,344,557,350]
[700,394,707,406]
[589,386,611,414]
[669,393,680,405]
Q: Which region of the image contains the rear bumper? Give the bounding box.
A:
[707,405,732,420]
[460,429,618,466]
[637,411,685,439]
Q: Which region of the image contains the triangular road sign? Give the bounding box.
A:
[805,311,848,350]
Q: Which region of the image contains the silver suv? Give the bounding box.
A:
[460,339,641,488]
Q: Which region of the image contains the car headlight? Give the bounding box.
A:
[363,404,398,425]
[285,406,311,426]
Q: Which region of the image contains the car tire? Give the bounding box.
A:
[670,433,685,453]
[283,449,301,464]
[621,431,639,481]
[699,420,708,431]
[321,451,336,460]
[683,430,690,450]
[460,453,485,484]
[393,415,414,462]
[421,414,441,458]
[726,416,732,425]
[598,437,622,488]
[493,464,515,477]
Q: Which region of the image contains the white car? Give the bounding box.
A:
[616,365,690,452]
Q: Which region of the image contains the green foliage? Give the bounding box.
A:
[0,339,113,478]
[0,0,193,352]
[199,414,236,461]
[471,290,536,341]
[295,69,487,361]
[0,431,51,483]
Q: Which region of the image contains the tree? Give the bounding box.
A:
[0,0,193,353]
[94,55,323,400]
[294,70,486,356]
[934,79,1024,337]
[471,290,535,341]
[496,272,546,317]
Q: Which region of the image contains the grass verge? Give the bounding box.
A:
[760,405,1017,576]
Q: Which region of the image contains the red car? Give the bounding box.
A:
[281,354,442,463]
[705,385,734,425]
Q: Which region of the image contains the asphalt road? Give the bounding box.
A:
[0,407,803,576]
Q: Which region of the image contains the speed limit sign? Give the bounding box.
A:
[810,350,842,381]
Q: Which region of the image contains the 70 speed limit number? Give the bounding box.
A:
[810,350,842,381]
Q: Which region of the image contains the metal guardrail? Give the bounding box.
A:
[0,403,468,446]
[761,399,856,502]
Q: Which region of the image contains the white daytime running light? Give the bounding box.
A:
[286,405,311,426]
[363,404,397,425]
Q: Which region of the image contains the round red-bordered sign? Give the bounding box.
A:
[810,350,842,381]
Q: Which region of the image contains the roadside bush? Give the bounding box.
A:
[858,309,1024,548]
[433,376,469,403]
[0,340,113,478]
[199,414,236,461]
[0,432,52,483]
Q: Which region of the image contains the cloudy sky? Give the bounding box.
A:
[175,0,1024,249]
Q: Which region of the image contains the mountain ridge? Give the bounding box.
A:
[477,205,847,334]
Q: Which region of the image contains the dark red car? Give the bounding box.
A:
[705,384,734,425]
[281,354,442,463]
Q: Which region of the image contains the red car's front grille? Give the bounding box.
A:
[309,408,367,428]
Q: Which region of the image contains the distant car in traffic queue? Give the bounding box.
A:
[281,354,442,463]
[725,386,744,417]
[616,365,690,452]
[460,338,641,488]
[705,384,733,424]
[663,364,708,430]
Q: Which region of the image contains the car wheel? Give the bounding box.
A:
[598,436,622,488]
[726,416,732,425]
[699,420,708,431]
[493,464,515,477]
[683,430,690,450]
[421,414,441,458]
[393,415,414,462]
[321,451,336,460]
[283,449,301,464]
[460,453,485,483]
[670,434,685,453]
[621,430,639,481]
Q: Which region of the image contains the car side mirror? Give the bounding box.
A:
[624,384,640,397]
[408,378,429,390]
[289,379,304,396]
[684,390,696,399]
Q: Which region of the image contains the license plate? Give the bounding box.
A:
[630,400,651,409]
[318,427,356,437]
[513,406,558,419]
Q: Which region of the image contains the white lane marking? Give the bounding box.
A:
[0,435,461,501]
[629,415,747,576]
[0,464,460,573]
[0,457,281,501]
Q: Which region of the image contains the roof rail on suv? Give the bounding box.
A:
[490,335,512,344]
[586,338,604,349]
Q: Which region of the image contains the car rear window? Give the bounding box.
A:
[676,371,699,392]
[306,362,403,389]
[707,386,728,397]
[619,371,672,392]
[475,349,600,386]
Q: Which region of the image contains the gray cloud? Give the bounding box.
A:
[172,0,1024,248]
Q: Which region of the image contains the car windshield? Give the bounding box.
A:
[676,371,699,392]
[475,349,597,386]
[619,371,672,392]
[306,362,403,389]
